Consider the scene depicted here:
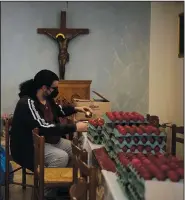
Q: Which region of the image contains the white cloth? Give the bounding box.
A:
[82,132,104,165]
[82,132,128,200]
[101,170,128,200]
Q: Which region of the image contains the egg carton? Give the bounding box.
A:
[88,124,102,132]
[116,167,144,199]
[124,148,164,155]
[102,130,112,140]
[102,114,149,125]
[125,183,144,200]
[112,128,166,138]
[87,134,102,145]
[102,124,114,135]
[116,163,129,185]
[115,160,145,199]
[128,163,184,188]
[111,136,166,149]
[88,129,104,138]
[102,138,112,152]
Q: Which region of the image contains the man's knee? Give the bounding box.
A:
[45,150,69,168]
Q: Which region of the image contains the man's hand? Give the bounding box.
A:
[76,122,88,132]
[75,106,93,114]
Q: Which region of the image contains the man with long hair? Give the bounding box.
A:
[10,69,91,199]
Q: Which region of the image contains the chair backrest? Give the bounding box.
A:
[76,158,97,200]
[32,128,45,182]
[146,114,159,127]
[71,137,88,183]
[5,117,13,162]
[70,177,88,200]
[171,124,184,155]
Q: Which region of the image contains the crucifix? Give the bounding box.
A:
[37,11,89,80]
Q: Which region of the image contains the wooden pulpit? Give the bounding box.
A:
[56,80,92,105]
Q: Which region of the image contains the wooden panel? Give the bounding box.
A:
[57,80,92,104]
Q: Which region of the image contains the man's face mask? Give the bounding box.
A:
[49,87,59,98]
[44,87,59,99]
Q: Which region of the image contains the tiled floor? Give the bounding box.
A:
[1,185,33,200]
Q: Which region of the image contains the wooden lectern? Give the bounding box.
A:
[56,80,92,105]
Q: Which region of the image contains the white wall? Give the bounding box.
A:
[149,1,184,125]
[1,2,151,114]
[149,2,184,157]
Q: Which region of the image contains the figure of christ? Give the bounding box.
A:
[44,31,81,79]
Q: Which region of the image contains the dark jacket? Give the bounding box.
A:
[10,95,77,171]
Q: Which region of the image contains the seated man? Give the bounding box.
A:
[10,70,91,198]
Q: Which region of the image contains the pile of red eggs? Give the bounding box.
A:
[106,111,145,122]
[93,147,116,173]
[88,118,104,127]
[121,144,161,153]
[117,152,184,182]
[116,125,160,135]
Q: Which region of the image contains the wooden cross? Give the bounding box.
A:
[37,11,89,80]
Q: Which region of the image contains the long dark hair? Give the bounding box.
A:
[18,79,35,98]
[18,70,59,98]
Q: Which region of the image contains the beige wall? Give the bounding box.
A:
[149,2,184,157]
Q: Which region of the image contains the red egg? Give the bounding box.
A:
[167,170,180,182]
[106,112,116,121]
[133,137,139,144]
[129,127,135,135]
[130,145,137,152]
[138,115,145,122]
[141,137,147,144]
[122,146,128,152]
[155,129,160,135]
[170,163,178,170]
[148,164,159,176]
[118,138,124,144]
[149,137,155,144]
[137,153,145,158]
[139,166,148,174]
[137,145,144,152]
[142,172,152,180]
[131,159,142,168]
[121,113,129,121]
[97,118,104,126]
[126,137,131,144]
[136,127,143,135]
[154,146,160,153]
[161,164,170,173]
[171,156,179,163]
[157,137,163,144]
[112,111,122,121]
[156,172,166,181]
[119,128,127,135]
[145,126,152,135]
[176,168,184,178]
[143,159,151,165]
[145,146,152,152]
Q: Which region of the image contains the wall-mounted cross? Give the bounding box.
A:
[37,11,89,80]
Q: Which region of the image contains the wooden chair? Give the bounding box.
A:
[70,150,98,200]
[69,177,88,200]
[32,128,87,200]
[71,138,88,184]
[146,114,160,127]
[171,124,184,156]
[4,118,34,200]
